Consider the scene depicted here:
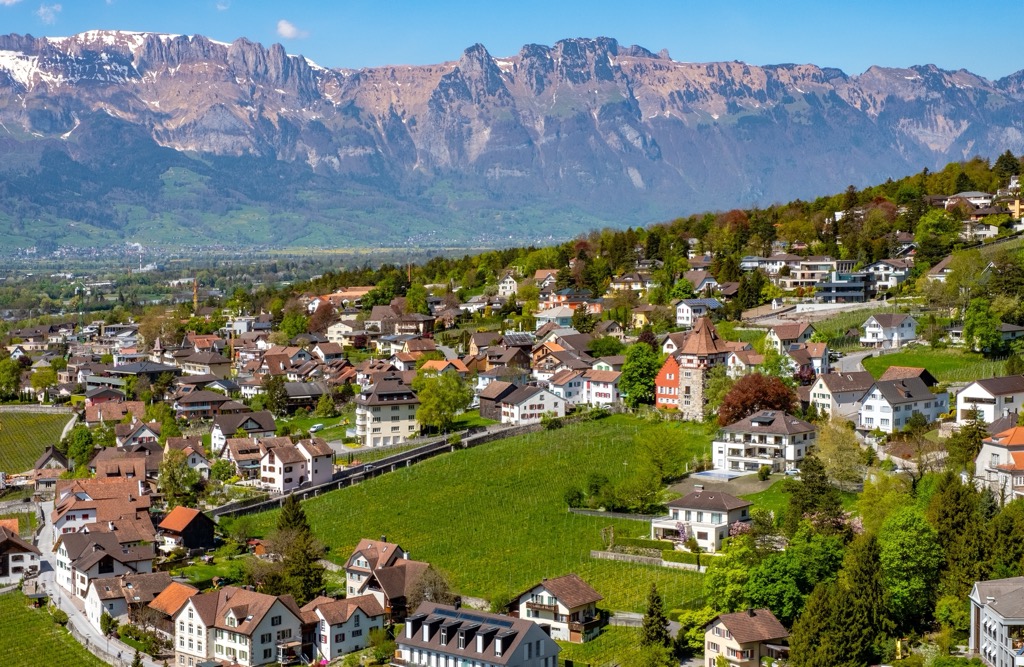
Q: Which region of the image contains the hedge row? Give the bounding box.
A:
[661,550,701,565]
[616,536,673,550]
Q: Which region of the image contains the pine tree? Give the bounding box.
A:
[784,456,845,536]
[283,529,326,607]
[640,583,671,648]
[277,494,311,536]
[838,535,894,665]
[927,472,992,597]
[131,650,143,667]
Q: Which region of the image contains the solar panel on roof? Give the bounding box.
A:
[433,607,514,628]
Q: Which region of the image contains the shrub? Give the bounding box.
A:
[616,536,673,550]
[51,608,68,625]
[661,550,701,565]
[879,459,897,472]
[489,592,512,613]
[447,433,462,446]
[563,487,584,508]
[757,465,772,481]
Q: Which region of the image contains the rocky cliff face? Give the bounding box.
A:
[1,31,1023,247]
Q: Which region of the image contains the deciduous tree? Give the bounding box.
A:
[159,449,202,508]
[718,374,796,426]
[413,371,473,432]
[878,506,942,630]
[814,419,863,491]
[620,342,661,408]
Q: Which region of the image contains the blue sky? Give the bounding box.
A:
[1,0,1022,80]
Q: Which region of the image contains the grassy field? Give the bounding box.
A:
[0,592,109,667]
[0,412,72,474]
[812,306,914,351]
[0,510,37,538]
[741,479,860,516]
[557,626,645,667]
[862,347,1004,383]
[452,409,498,430]
[247,415,711,612]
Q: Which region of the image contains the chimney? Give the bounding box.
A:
[108,521,115,531]
[747,608,756,617]
[454,598,461,610]
[987,596,996,604]
[380,534,386,543]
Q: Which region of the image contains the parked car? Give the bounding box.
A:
[309,423,324,433]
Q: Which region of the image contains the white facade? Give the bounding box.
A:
[860,315,918,348]
[515,581,602,643]
[85,580,128,630]
[311,601,384,662]
[712,415,816,473]
[650,498,751,554]
[548,373,584,407]
[969,578,1024,667]
[501,389,567,426]
[956,378,1024,424]
[859,383,948,434]
[174,595,302,667]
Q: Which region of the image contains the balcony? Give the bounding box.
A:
[569,615,606,633]
[526,601,559,614]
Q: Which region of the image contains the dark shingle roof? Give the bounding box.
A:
[668,491,751,512]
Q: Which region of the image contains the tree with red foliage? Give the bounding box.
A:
[308,302,336,334]
[717,373,796,426]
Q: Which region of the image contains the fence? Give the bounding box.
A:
[0,404,73,414]
[568,508,657,522]
[590,549,705,572]
[212,423,544,520]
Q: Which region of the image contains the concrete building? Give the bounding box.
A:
[354,373,420,447]
[969,576,1024,667]
[511,574,604,643]
[713,410,816,473]
[650,491,752,554]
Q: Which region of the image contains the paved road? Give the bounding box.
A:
[836,350,874,374]
[36,499,163,667]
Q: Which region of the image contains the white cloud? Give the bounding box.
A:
[276,19,308,39]
[0,0,23,6]
[216,0,230,10]
[35,2,61,23]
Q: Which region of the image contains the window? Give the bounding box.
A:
[334,633,344,643]
[271,616,282,626]
[352,629,363,638]
[263,649,273,660]
[354,615,360,627]
[261,633,271,644]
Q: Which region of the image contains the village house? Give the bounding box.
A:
[302,594,386,662]
[477,380,520,421]
[259,438,334,494]
[397,602,560,667]
[765,322,815,354]
[969,576,1024,667]
[547,370,585,407]
[0,524,40,585]
[654,318,734,419]
[956,376,1024,424]
[33,446,68,494]
[650,491,752,554]
[860,314,918,348]
[354,373,420,447]
[703,608,790,667]
[974,427,1024,504]
[173,585,304,667]
[497,272,520,298]
[808,371,876,419]
[344,538,430,621]
[54,532,156,599]
[713,410,816,473]
[179,350,232,378]
[84,570,172,632]
[674,298,723,329]
[863,258,913,291]
[500,386,567,426]
[858,377,948,434]
[581,369,621,406]
[510,574,604,643]
[211,411,277,456]
[158,506,217,554]
[51,478,153,540]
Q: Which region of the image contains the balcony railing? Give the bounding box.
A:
[569,616,606,633]
[526,601,559,613]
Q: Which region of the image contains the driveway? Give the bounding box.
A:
[836,350,874,374]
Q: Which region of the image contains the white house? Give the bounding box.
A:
[863,258,912,291]
[808,372,876,419]
[956,376,1024,424]
[211,411,276,455]
[547,370,585,407]
[173,586,304,667]
[302,595,386,662]
[582,369,621,406]
[0,526,39,585]
[258,438,334,493]
[704,609,790,667]
[974,427,1024,504]
[354,374,420,447]
[54,532,155,599]
[765,322,815,354]
[858,377,948,434]
[84,571,172,632]
[674,298,723,329]
[860,314,918,348]
[497,272,519,298]
[712,410,816,473]
[500,386,567,425]
[650,491,752,554]
[969,576,1024,667]
[398,602,560,667]
[512,574,604,643]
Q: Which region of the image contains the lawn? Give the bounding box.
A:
[246,414,711,612]
[862,347,1004,383]
[176,557,248,589]
[0,510,37,538]
[557,626,645,666]
[340,442,425,466]
[452,409,498,430]
[814,306,913,351]
[0,412,73,474]
[279,414,349,441]
[0,591,109,666]
[741,479,859,516]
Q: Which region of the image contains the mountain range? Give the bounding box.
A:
[1,30,1023,251]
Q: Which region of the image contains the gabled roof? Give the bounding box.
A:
[526,574,602,609]
[867,377,934,405]
[0,526,39,555]
[721,410,815,435]
[148,581,199,617]
[479,381,518,401]
[667,491,751,512]
[178,586,301,636]
[817,371,875,394]
[770,322,813,341]
[548,370,584,387]
[302,594,385,626]
[879,366,938,387]
[866,313,912,328]
[214,410,276,434]
[372,559,431,601]
[678,318,731,357]
[986,427,1024,448]
[969,375,1024,397]
[709,608,789,644]
[158,506,207,533]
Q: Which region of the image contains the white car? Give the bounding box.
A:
[309,423,324,433]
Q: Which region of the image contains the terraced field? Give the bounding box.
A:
[0,412,72,474]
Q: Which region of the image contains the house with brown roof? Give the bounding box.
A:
[808,371,876,419]
[765,322,815,353]
[478,381,520,421]
[956,376,1024,425]
[582,369,621,406]
[173,585,304,666]
[52,477,153,540]
[398,602,560,667]
[147,580,199,638]
[704,608,789,666]
[158,506,217,553]
[0,525,40,584]
[650,491,752,553]
[211,410,276,455]
[344,538,430,621]
[85,400,145,426]
[974,427,1024,503]
[879,365,938,387]
[511,574,604,643]
[302,594,386,662]
[84,570,172,632]
[258,437,334,493]
[500,386,567,426]
[655,318,735,420]
[33,446,67,493]
[713,410,816,473]
[54,531,156,599]
[858,376,948,434]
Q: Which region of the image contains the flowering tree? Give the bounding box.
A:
[729,520,751,536]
